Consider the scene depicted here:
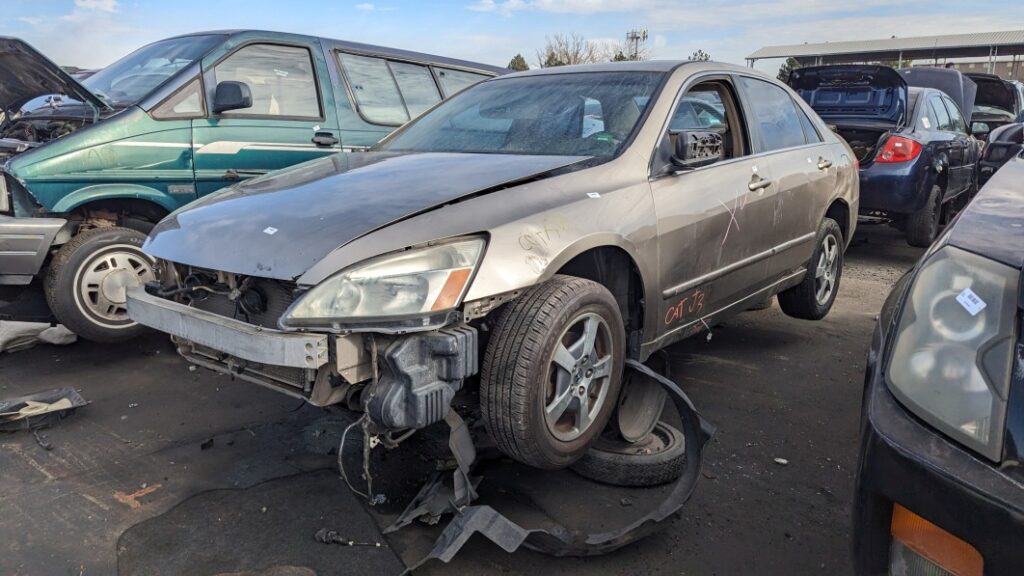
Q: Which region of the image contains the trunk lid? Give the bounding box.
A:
[965,73,1016,115]
[789,65,908,127]
[898,67,977,121]
[0,37,110,116]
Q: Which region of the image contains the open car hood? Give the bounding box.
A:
[899,67,977,121]
[965,73,1017,115]
[144,151,590,280]
[789,65,907,126]
[0,37,109,114]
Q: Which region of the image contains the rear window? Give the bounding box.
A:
[739,76,807,152]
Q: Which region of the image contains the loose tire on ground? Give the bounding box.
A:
[45,226,154,343]
[480,275,626,470]
[905,184,942,248]
[571,421,685,487]
[778,217,844,321]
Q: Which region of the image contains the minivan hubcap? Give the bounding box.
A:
[75,245,155,325]
[545,312,614,442]
[814,233,839,304]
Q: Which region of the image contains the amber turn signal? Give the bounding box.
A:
[890,503,983,576]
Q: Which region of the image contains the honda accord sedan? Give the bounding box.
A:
[127,61,858,471]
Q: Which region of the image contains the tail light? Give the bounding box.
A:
[876,136,922,163]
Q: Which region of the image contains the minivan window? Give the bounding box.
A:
[738,77,807,152]
[389,61,442,117]
[339,53,410,125]
[435,68,490,96]
[214,44,320,118]
[151,77,204,119]
[378,71,663,157]
[82,34,224,107]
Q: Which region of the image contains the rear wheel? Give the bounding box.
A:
[778,218,843,321]
[481,275,625,470]
[44,226,154,343]
[905,185,941,247]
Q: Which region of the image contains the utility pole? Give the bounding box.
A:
[626,28,648,60]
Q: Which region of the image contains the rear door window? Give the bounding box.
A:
[389,61,441,117]
[738,76,807,152]
[213,43,321,118]
[434,68,490,96]
[338,54,446,125]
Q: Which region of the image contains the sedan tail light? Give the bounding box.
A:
[875,135,922,163]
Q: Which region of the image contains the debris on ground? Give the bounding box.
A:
[314,528,384,548]
[774,458,789,466]
[0,321,76,354]
[0,387,87,435]
[200,438,214,450]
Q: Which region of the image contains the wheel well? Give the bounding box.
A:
[72,199,170,231]
[556,246,645,358]
[825,200,850,243]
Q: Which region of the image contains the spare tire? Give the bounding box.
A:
[571,421,685,487]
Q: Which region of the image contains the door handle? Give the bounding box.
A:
[817,157,833,170]
[312,132,339,147]
[748,177,772,191]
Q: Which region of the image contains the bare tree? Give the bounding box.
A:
[688,49,712,62]
[536,34,604,68]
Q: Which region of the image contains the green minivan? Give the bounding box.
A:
[0,30,503,341]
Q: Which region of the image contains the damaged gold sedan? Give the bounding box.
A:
[127,60,858,475]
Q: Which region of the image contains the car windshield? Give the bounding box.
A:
[378,71,664,157]
[82,34,225,107]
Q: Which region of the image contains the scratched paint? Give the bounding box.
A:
[517,215,571,254]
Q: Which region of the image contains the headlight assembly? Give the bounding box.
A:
[281,237,485,330]
[887,246,1018,462]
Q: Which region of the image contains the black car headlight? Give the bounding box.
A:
[886,246,1018,462]
[281,237,485,330]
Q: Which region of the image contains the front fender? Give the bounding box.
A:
[49,184,181,214]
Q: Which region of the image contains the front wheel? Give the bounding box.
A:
[44,226,155,343]
[481,275,625,470]
[778,218,844,321]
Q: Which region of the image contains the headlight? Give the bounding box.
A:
[887,246,1018,461]
[281,237,485,329]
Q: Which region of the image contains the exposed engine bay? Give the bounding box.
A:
[0,114,90,160]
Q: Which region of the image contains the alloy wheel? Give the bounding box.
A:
[545,312,615,442]
[73,244,155,326]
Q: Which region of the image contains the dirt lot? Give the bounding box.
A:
[0,224,922,576]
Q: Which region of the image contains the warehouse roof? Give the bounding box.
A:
[747,30,1024,64]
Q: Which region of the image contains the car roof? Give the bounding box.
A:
[499,60,765,79]
[163,29,507,75]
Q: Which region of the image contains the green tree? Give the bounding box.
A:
[507,53,529,71]
[688,49,711,62]
[612,50,630,62]
[776,57,801,82]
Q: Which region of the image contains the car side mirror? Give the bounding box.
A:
[671,129,724,170]
[970,122,990,140]
[212,81,252,115]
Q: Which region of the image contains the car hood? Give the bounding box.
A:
[0,37,109,114]
[789,65,908,126]
[946,154,1024,269]
[966,73,1017,115]
[144,151,590,280]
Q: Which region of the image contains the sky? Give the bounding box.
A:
[5,0,1022,75]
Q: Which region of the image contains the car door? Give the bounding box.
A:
[650,76,778,340]
[927,93,962,194]
[941,94,975,195]
[192,40,340,196]
[735,75,835,280]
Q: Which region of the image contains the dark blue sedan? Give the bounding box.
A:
[791,65,982,247]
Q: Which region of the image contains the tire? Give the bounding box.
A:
[481,275,626,470]
[778,218,844,321]
[45,226,155,343]
[571,422,685,487]
[905,185,941,248]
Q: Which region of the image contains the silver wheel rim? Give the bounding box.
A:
[814,233,839,305]
[73,244,155,327]
[545,312,614,442]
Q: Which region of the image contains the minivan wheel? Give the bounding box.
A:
[481,275,625,470]
[45,226,155,343]
[904,185,941,248]
[778,218,844,321]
